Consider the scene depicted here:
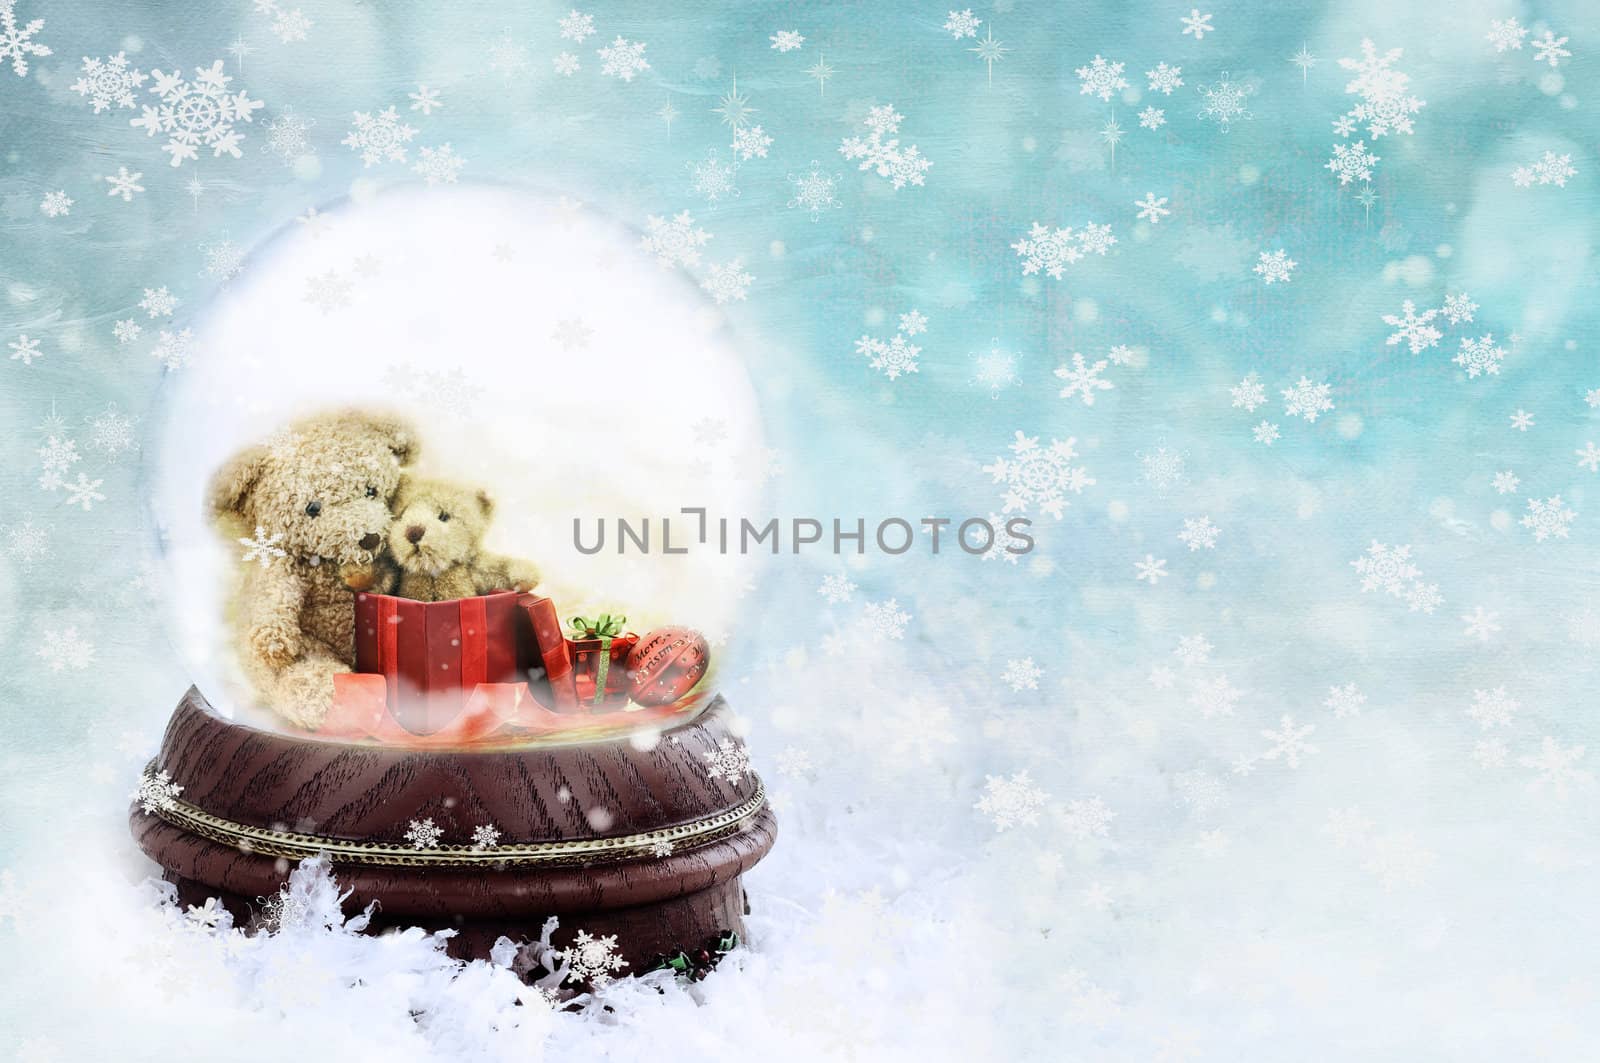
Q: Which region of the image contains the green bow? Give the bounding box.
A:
[569,614,626,706]
[568,614,625,639]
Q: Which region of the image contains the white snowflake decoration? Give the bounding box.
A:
[641,211,711,268]
[343,106,417,166]
[975,770,1048,831]
[1520,736,1590,797]
[1254,249,1296,284]
[731,124,773,161]
[1189,674,1242,719]
[1075,55,1128,101]
[104,166,144,201]
[858,332,920,380]
[770,30,804,52]
[863,598,912,640]
[1466,687,1520,730]
[1520,496,1575,542]
[139,286,177,318]
[470,824,501,851]
[1352,541,1420,597]
[1258,716,1317,768]
[1511,151,1576,189]
[1382,300,1441,353]
[264,108,315,162]
[1531,31,1571,68]
[688,150,739,203]
[404,817,444,850]
[412,143,465,185]
[9,333,41,365]
[152,328,193,371]
[1178,516,1220,551]
[943,10,981,39]
[1327,141,1379,185]
[559,9,595,43]
[1146,61,1182,95]
[1002,657,1043,692]
[72,52,145,112]
[564,929,629,987]
[239,525,287,567]
[1180,10,1214,40]
[787,161,840,219]
[0,0,49,78]
[1281,376,1332,421]
[1134,192,1171,224]
[1054,352,1113,405]
[597,36,649,82]
[1324,683,1366,718]
[1485,19,1528,53]
[134,768,183,814]
[1229,373,1266,411]
[1453,334,1505,378]
[1253,421,1280,445]
[984,431,1095,519]
[1139,106,1166,130]
[1197,71,1253,130]
[1135,555,1169,584]
[818,573,856,604]
[1441,292,1477,325]
[1011,221,1115,279]
[839,104,931,191]
[704,738,751,784]
[37,625,94,672]
[700,258,753,304]
[131,61,263,166]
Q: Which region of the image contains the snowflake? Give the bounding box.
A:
[975,770,1048,831]
[1074,54,1127,101]
[1258,715,1317,768]
[64,474,106,511]
[112,319,141,345]
[787,162,840,219]
[36,435,79,489]
[858,333,920,380]
[1134,192,1171,224]
[838,104,931,190]
[1138,106,1166,130]
[641,211,711,268]
[1196,71,1253,129]
[412,143,465,185]
[647,838,675,858]
[1180,9,1214,39]
[1254,249,1296,284]
[8,333,41,365]
[343,106,416,166]
[1405,581,1443,614]
[239,525,287,567]
[88,406,137,456]
[133,768,183,814]
[1520,736,1590,797]
[1578,442,1600,473]
[200,237,245,281]
[259,1,312,43]
[1230,373,1266,411]
[1492,470,1520,494]
[559,9,595,42]
[1352,541,1419,596]
[729,123,773,162]
[1146,61,1183,94]
[1520,496,1575,542]
[1281,376,1332,421]
[984,431,1094,519]
[404,817,444,850]
[972,339,1019,396]
[408,84,442,113]
[597,36,649,81]
[1189,674,1242,718]
[470,824,501,851]
[1461,606,1502,642]
[1134,554,1168,584]
[687,150,740,203]
[1510,409,1535,431]
[818,573,856,605]
[1002,657,1043,692]
[261,108,314,163]
[1252,421,1280,445]
[1531,30,1571,68]
[551,51,579,76]
[104,166,145,201]
[130,61,262,166]
[982,512,1032,564]
[1453,334,1505,378]
[1175,633,1213,667]
[1326,140,1379,185]
[72,52,146,112]
[1511,151,1576,188]
[139,286,178,318]
[1010,221,1115,278]
[1485,18,1528,52]
[1138,444,1186,491]
[770,29,804,51]
[1178,516,1220,551]
[564,929,629,987]
[1054,352,1113,405]
[1440,292,1477,325]
[4,518,49,566]
[1381,300,1441,353]
[863,598,912,640]
[701,258,753,305]
[1337,40,1424,140]
[152,328,194,371]
[898,309,928,336]
[1061,796,1115,840]
[943,9,980,39]
[0,0,49,77]
[1324,683,1366,718]
[703,738,751,784]
[37,625,94,672]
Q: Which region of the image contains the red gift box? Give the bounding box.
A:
[571,633,637,708]
[355,590,523,734]
[516,593,581,713]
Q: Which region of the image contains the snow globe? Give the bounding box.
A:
[130,184,776,981]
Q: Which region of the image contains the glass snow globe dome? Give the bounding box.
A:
[150,183,765,742]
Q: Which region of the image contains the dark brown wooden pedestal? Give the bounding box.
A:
[131,688,776,981]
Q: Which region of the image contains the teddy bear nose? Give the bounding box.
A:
[405,524,425,544]
[359,533,381,552]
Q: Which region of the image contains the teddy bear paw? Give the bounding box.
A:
[249,621,303,668]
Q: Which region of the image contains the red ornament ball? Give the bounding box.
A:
[626,627,711,706]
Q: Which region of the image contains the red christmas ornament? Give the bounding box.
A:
[626,627,711,706]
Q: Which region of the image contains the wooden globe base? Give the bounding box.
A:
[132,688,776,981]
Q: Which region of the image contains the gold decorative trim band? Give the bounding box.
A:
[138,764,767,869]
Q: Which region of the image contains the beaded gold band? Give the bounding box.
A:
[138,764,768,869]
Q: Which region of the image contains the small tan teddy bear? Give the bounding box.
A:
[209,409,419,729]
[381,475,542,602]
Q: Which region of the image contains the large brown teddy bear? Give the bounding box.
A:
[209,410,419,729]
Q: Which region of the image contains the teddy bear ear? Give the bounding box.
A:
[207,446,266,524]
[475,489,495,518]
[344,411,421,465]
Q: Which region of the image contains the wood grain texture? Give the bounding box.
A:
[131,687,776,973]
